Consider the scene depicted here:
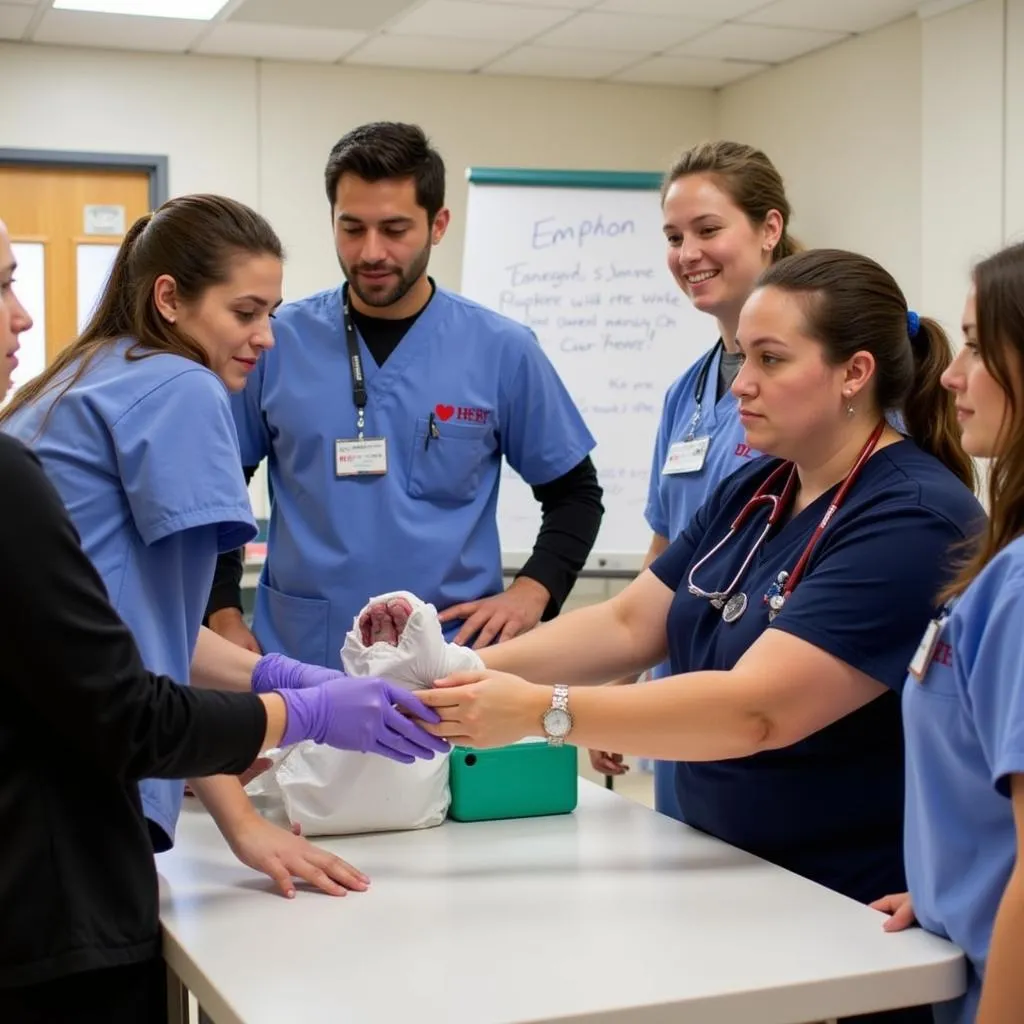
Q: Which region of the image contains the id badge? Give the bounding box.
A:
[909,618,944,680]
[662,437,709,475]
[335,437,388,477]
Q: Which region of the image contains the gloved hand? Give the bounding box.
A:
[278,677,451,764]
[251,652,340,694]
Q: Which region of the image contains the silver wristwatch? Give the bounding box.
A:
[541,684,573,746]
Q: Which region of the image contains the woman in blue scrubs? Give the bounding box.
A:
[0,197,445,900]
[591,141,798,822]
[871,241,1024,1023]
[416,247,982,1023]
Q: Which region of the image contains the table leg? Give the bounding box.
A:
[166,963,190,1024]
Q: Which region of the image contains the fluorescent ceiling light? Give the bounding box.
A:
[53,0,230,19]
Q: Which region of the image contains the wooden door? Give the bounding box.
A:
[0,166,150,390]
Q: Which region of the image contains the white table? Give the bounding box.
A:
[157,782,964,1024]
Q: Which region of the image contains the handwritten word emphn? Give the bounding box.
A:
[531,216,636,251]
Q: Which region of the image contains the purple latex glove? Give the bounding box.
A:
[251,652,339,694]
[278,677,450,764]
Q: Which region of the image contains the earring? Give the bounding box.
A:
[844,392,855,418]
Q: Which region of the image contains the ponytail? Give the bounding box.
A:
[0,195,283,431]
[902,316,977,491]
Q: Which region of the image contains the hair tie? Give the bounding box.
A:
[906,309,920,339]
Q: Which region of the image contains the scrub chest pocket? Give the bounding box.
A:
[407,416,495,503]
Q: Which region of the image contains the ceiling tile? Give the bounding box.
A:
[230,0,418,32]
[740,0,920,34]
[597,0,768,16]
[482,44,637,78]
[536,11,712,52]
[671,22,847,63]
[34,10,207,51]
[2,0,40,5]
[0,4,33,39]
[612,54,767,87]
[387,1,571,42]
[194,21,366,61]
[345,33,511,72]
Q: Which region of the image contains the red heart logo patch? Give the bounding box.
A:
[435,404,455,421]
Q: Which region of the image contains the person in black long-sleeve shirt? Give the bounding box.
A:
[0,213,446,1024]
[0,432,277,1021]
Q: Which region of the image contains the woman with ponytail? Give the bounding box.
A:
[0,201,446,1023]
[380,246,981,1023]
[872,241,1024,1023]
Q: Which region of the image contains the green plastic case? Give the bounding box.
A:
[447,741,578,822]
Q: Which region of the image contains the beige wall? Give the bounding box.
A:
[0,42,714,301]
[716,15,924,307]
[716,0,1016,341]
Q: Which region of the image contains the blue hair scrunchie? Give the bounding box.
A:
[906,309,921,339]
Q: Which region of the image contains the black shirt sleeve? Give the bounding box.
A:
[206,463,259,618]
[518,456,604,619]
[1,435,266,782]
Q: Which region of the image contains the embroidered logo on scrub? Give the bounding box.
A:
[436,403,490,424]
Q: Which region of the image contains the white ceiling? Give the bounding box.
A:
[0,0,934,88]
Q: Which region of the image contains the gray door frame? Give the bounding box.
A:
[0,148,169,209]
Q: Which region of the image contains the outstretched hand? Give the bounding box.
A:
[413,669,550,748]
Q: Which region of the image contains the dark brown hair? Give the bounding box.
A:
[0,193,283,428]
[758,248,976,490]
[945,242,1024,597]
[324,122,446,223]
[662,140,800,262]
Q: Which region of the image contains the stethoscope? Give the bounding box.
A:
[687,419,886,623]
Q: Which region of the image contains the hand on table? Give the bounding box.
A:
[226,812,369,899]
[869,891,917,932]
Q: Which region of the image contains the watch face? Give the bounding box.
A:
[544,708,571,738]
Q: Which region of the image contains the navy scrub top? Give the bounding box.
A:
[649,440,982,903]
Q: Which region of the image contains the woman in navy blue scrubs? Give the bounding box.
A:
[416,248,983,1024]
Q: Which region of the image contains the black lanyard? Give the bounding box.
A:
[693,338,724,409]
[341,286,367,439]
[684,338,724,440]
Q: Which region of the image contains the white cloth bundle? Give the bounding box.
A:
[246,591,483,836]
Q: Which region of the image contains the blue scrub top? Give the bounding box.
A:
[644,341,759,546]
[903,539,1024,1024]
[1,341,256,849]
[232,285,595,666]
[649,441,981,903]
[643,342,760,817]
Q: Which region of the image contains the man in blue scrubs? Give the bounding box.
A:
[206,122,602,667]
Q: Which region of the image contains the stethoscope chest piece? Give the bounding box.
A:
[721,592,748,623]
[765,570,789,623]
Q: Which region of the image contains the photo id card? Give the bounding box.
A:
[662,437,710,475]
[335,437,388,477]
